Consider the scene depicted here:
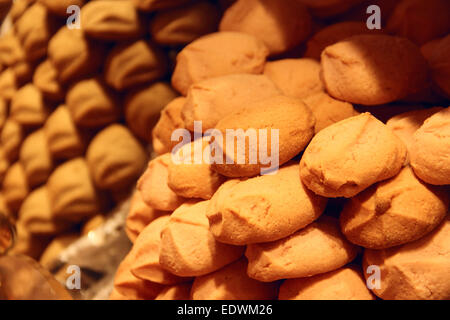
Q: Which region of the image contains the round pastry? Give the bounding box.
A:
[363,216,450,300]
[219,0,311,55]
[340,166,449,249]
[321,35,430,105]
[245,216,359,282]
[279,266,374,300]
[182,74,281,132]
[86,124,148,190]
[207,162,327,245]
[212,95,315,177]
[137,154,186,212]
[300,113,407,198]
[159,200,244,277]
[190,258,278,300]
[125,82,178,141]
[171,31,269,95]
[409,107,450,185]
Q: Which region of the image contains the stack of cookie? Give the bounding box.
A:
[0,0,222,263]
[113,0,450,300]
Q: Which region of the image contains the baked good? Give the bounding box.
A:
[126,190,166,243]
[8,221,50,260]
[10,83,49,126]
[219,0,311,55]
[387,0,450,45]
[2,162,29,212]
[0,32,25,67]
[32,59,64,101]
[171,31,269,95]
[363,216,450,300]
[86,124,147,190]
[66,77,120,128]
[125,82,178,141]
[19,129,53,188]
[132,0,190,12]
[0,118,23,162]
[296,0,365,18]
[245,216,359,282]
[263,59,323,99]
[303,92,359,133]
[409,107,450,185]
[152,97,187,155]
[207,162,327,245]
[137,154,186,211]
[104,40,167,91]
[300,113,407,198]
[340,166,449,249]
[181,74,281,132]
[421,35,450,98]
[212,95,315,177]
[82,0,143,40]
[9,0,33,23]
[0,97,6,131]
[279,266,374,300]
[168,138,225,200]
[0,148,8,184]
[47,158,101,222]
[0,68,17,101]
[321,35,430,105]
[48,27,104,83]
[159,200,245,277]
[38,0,85,16]
[150,0,219,46]
[190,258,278,300]
[43,105,86,159]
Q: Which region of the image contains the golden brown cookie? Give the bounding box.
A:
[263,59,323,99]
[0,98,6,131]
[18,186,72,236]
[304,21,384,60]
[181,74,281,132]
[152,97,187,155]
[137,154,186,211]
[321,35,430,105]
[159,200,244,277]
[246,216,359,282]
[279,266,374,300]
[9,0,33,23]
[2,162,29,212]
[150,0,219,46]
[410,107,450,185]
[212,95,315,177]
[300,113,407,198]
[10,84,49,126]
[155,283,191,300]
[104,40,167,91]
[219,0,311,55]
[82,0,142,41]
[0,32,26,67]
[38,0,85,16]
[363,215,450,300]
[171,32,269,95]
[32,59,64,101]
[1,118,23,162]
[207,162,327,245]
[126,190,166,243]
[168,138,225,200]
[190,258,278,300]
[387,0,450,46]
[48,27,104,83]
[386,107,443,153]
[86,124,147,190]
[11,60,33,85]
[66,77,120,128]
[43,105,86,159]
[130,215,190,284]
[303,92,359,134]
[340,166,449,249]
[0,148,9,184]
[0,68,17,101]
[125,82,178,141]
[47,158,102,222]
[421,35,450,98]
[19,129,53,188]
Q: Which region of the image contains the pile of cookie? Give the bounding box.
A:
[112,0,450,300]
[0,0,223,266]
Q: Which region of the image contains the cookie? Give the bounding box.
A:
[340,166,449,249]
[32,59,64,101]
[2,162,29,212]
[10,84,49,126]
[0,68,17,101]
[0,118,23,162]
[132,0,190,12]
[300,113,407,198]
[245,216,359,282]
[207,162,327,245]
